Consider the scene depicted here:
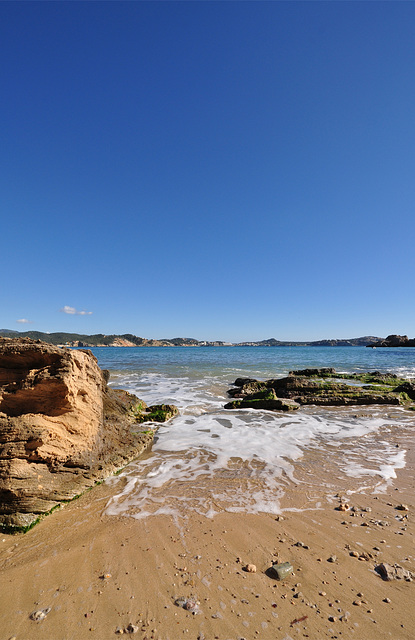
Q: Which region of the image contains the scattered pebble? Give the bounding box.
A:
[396,504,409,511]
[336,503,350,512]
[294,541,309,549]
[174,596,200,615]
[327,555,337,563]
[269,561,293,580]
[125,624,139,634]
[29,607,51,622]
[244,564,257,573]
[383,597,391,603]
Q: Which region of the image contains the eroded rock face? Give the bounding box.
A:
[0,338,163,530]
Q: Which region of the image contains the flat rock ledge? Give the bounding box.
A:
[0,338,178,531]
[225,368,415,412]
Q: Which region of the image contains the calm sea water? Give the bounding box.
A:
[87,347,415,520]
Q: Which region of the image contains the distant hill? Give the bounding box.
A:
[0,330,382,348]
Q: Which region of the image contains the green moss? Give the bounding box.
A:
[128,401,147,419]
[133,404,179,424]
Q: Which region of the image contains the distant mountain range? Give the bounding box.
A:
[0,329,383,348]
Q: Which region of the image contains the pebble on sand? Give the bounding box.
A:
[269,561,293,581]
[336,503,350,512]
[244,564,257,573]
[29,608,51,622]
[396,504,409,511]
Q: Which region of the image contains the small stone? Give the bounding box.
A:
[174,597,187,607]
[349,551,359,558]
[327,555,337,563]
[328,615,337,622]
[29,608,51,622]
[358,553,371,561]
[337,503,350,512]
[375,562,415,581]
[124,624,139,634]
[294,541,309,549]
[319,591,327,597]
[396,504,409,511]
[244,564,257,573]
[269,562,293,581]
[115,628,124,635]
[383,597,391,603]
[353,600,362,607]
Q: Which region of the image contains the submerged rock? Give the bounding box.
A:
[0,337,177,531]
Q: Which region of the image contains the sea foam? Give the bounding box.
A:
[104,370,412,520]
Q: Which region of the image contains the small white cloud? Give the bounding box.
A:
[61,305,77,315]
[60,305,93,316]
[17,318,32,324]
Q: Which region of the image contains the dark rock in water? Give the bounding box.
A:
[228,380,268,398]
[225,387,299,411]
[288,368,336,377]
[225,396,300,412]
[393,381,415,400]
[225,368,415,412]
[370,334,415,348]
[0,337,178,531]
[234,377,259,387]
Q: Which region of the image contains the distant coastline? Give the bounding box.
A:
[0,329,392,348]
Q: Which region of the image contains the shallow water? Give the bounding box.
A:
[87,346,415,520]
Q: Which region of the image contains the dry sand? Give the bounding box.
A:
[1,430,414,640]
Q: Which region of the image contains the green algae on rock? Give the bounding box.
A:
[225,368,415,412]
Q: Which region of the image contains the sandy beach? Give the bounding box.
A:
[1,422,414,640]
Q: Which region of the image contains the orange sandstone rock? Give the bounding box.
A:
[0,338,155,530]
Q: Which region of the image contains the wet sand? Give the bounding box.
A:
[1,436,414,640]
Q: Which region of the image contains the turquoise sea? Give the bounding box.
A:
[88,347,415,521]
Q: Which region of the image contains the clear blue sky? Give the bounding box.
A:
[1,1,415,342]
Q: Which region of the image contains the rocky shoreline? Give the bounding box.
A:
[369,334,415,348]
[0,338,177,532]
[225,367,415,412]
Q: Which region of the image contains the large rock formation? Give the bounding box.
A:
[225,368,415,411]
[0,338,177,531]
[369,334,415,348]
